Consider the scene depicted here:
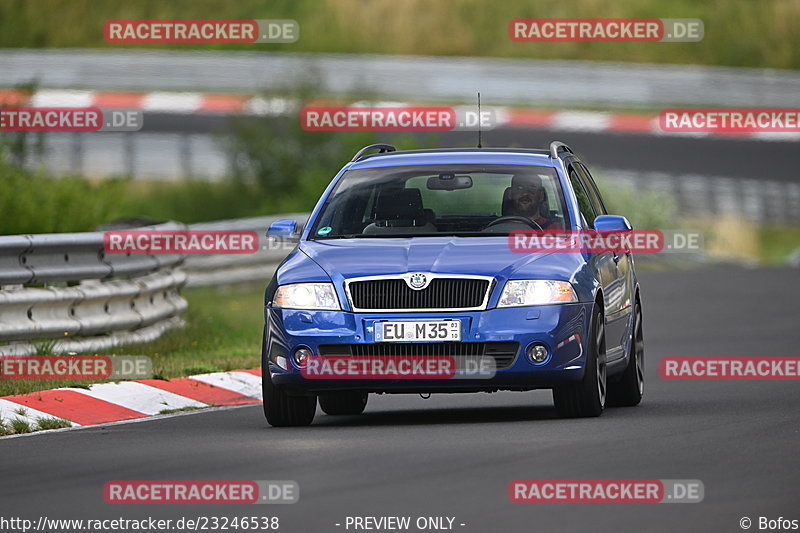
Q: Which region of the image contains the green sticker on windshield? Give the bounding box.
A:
[318,226,332,235]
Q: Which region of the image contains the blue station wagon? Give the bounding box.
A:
[262,142,644,426]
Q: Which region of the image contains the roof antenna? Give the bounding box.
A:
[476,92,482,148]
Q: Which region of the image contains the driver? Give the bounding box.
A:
[504,174,562,229]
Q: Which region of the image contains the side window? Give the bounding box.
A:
[576,163,607,215]
[568,165,596,227]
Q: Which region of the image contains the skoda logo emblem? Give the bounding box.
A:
[408,273,428,290]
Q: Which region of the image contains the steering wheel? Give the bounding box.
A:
[484,216,543,230]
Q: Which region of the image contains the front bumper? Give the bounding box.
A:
[265,302,593,394]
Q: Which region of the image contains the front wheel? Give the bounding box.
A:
[261,327,317,427]
[552,306,606,418]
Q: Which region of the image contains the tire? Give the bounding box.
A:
[552,305,606,418]
[261,327,317,427]
[608,300,644,407]
[319,392,368,415]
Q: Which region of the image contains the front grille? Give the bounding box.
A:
[318,342,518,369]
[348,278,490,310]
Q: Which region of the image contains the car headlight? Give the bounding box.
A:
[273,283,340,310]
[498,280,578,307]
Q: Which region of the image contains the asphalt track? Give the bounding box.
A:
[2,266,798,532]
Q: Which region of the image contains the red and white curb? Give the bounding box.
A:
[0,368,262,429]
[1,89,797,142]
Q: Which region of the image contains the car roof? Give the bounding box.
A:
[347,148,557,170]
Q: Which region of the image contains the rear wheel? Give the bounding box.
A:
[608,300,644,407]
[319,392,369,415]
[261,328,317,427]
[552,306,606,418]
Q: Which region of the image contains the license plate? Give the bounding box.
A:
[375,320,461,342]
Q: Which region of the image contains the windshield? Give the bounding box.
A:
[309,164,570,239]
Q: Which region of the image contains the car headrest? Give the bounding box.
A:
[374,188,426,222]
[510,174,544,189]
[501,187,514,217]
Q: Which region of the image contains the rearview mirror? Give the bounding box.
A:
[427,174,473,191]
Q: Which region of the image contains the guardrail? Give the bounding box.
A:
[182,213,308,287]
[0,222,188,355]
[0,216,309,355]
[3,50,799,108]
[602,169,800,226]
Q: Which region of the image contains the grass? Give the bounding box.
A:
[158,406,208,415]
[0,282,265,397]
[0,167,311,235]
[597,179,679,230]
[0,413,72,436]
[8,417,32,434]
[0,0,798,69]
[678,217,800,265]
[756,226,800,265]
[32,417,72,430]
[133,283,264,377]
[595,179,800,266]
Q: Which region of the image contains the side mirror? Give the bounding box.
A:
[593,214,632,233]
[267,219,299,240]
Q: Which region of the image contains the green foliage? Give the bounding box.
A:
[34,417,72,431]
[8,417,32,434]
[0,415,71,436]
[1,83,424,234]
[596,179,678,230]
[0,0,797,69]
[226,114,378,213]
[0,146,127,235]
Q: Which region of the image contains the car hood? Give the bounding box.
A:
[298,237,579,283]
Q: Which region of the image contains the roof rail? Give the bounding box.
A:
[351,144,397,162]
[549,141,574,159]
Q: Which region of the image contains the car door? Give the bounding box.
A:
[575,162,632,360]
[567,163,624,359]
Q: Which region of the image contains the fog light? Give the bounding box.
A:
[527,343,549,364]
[293,347,312,367]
